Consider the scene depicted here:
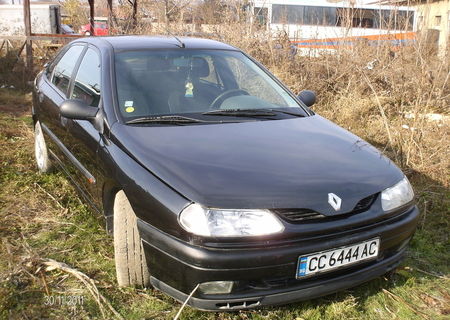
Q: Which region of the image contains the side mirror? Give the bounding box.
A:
[298,90,317,107]
[60,99,98,120]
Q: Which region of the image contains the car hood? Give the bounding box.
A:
[111,115,403,214]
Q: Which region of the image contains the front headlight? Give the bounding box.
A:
[381,176,414,211]
[179,203,284,237]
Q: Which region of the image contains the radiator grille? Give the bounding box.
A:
[353,194,377,212]
[274,193,378,223]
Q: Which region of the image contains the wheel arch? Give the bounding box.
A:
[102,180,122,234]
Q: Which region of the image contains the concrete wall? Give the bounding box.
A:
[0,4,61,35]
[416,0,450,55]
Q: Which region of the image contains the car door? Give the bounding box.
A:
[36,44,86,174]
[59,45,104,211]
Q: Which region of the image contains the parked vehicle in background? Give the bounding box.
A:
[61,24,77,35]
[251,0,416,53]
[0,4,62,35]
[79,21,108,36]
[32,36,419,311]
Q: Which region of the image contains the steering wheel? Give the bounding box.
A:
[209,89,250,110]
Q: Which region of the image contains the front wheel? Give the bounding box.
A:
[113,190,150,287]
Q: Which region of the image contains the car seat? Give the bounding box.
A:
[167,57,213,114]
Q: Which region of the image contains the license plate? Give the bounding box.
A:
[296,238,380,278]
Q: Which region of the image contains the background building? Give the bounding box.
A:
[377,0,450,54]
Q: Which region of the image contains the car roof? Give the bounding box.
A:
[74,35,238,51]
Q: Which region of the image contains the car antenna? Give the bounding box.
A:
[174,35,185,48]
[166,29,185,48]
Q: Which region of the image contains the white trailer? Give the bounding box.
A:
[0,4,61,35]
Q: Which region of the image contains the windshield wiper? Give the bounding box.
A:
[126,115,208,125]
[202,109,277,117]
[203,108,305,118]
[268,109,305,117]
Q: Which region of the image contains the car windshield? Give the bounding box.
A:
[114,49,306,121]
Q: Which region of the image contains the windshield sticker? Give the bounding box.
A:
[124,101,134,107]
[125,106,135,113]
[185,82,194,98]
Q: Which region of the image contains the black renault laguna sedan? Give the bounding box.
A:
[32,36,419,311]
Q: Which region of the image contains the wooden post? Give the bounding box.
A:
[23,0,33,76]
[107,0,113,30]
[88,0,95,35]
[0,40,5,54]
[132,0,137,27]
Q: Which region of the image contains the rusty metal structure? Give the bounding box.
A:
[0,0,105,78]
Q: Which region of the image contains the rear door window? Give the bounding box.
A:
[51,45,84,97]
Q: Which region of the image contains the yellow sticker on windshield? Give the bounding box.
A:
[125,106,135,113]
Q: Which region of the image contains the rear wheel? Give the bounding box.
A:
[113,190,150,287]
[34,121,52,173]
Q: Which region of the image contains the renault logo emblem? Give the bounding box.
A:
[328,193,342,211]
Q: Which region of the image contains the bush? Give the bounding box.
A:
[0,47,29,90]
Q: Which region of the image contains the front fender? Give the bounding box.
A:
[100,141,190,239]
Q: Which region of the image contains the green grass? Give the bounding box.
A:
[0,88,448,319]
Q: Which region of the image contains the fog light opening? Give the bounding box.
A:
[198,281,234,294]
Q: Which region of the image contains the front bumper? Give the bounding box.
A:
[138,205,419,311]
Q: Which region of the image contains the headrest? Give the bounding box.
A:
[191,57,209,78]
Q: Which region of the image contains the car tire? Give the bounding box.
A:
[113,190,150,288]
[34,121,52,173]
